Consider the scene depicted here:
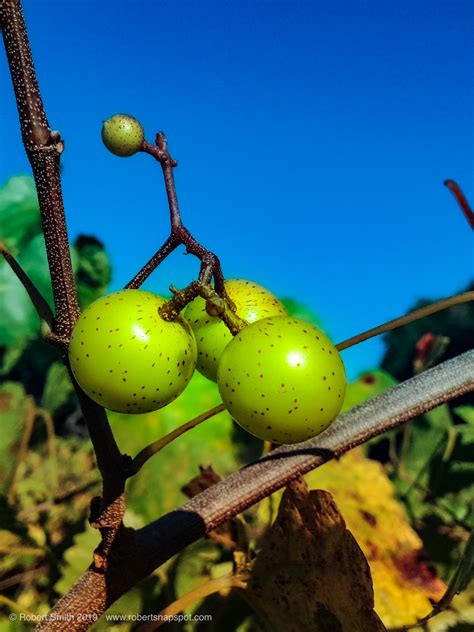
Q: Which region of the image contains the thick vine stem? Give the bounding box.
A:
[0,0,80,339]
[126,133,225,294]
[2,0,127,530]
[36,351,473,631]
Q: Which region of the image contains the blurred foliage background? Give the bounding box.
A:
[0,176,472,631]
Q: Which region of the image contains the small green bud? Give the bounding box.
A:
[101,114,144,157]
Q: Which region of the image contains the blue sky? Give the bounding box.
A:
[1,0,472,379]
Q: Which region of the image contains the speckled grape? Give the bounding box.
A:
[185,279,287,382]
[69,290,197,413]
[217,316,346,443]
[101,114,144,157]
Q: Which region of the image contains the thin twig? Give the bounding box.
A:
[126,133,225,294]
[36,407,58,491]
[0,241,54,328]
[444,180,474,229]
[127,404,226,476]
[0,566,49,591]
[336,291,474,351]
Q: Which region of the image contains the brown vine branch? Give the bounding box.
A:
[336,291,474,351]
[444,179,474,229]
[0,0,79,340]
[1,0,131,546]
[125,133,225,295]
[36,350,474,631]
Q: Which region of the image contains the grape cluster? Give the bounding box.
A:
[69,280,346,443]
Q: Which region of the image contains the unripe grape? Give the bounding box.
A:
[185,279,287,382]
[69,290,197,413]
[101,114,144,157]
[217,316,346,443]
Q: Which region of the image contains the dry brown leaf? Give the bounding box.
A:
[242,477,386,632]
[303,449,446,627]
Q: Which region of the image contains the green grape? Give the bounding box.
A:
[69,290,197,413]
[185,279,286,381]
[217,316,346,443]
[101,114,144,157]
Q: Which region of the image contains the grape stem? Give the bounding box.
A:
[158,279,246,333]
[126,404,226,476]
[125,133,225,295]
[336,291,474,351]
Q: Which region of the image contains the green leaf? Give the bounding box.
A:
[0,176,41,252]
[453,406,474,426]
[0,234,52,345]
[0,339,29,376]
[73,235,112,309]
[280,298,325,331]
[41,362,75,418]
[342,369,398,412]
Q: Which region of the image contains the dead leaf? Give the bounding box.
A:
[302,449,446,627]
[242,478,386,632]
